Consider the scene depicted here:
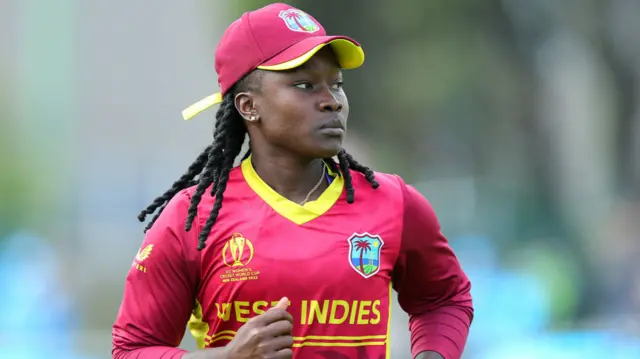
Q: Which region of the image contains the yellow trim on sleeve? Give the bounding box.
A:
[386,283,393,359]
[187,300,210,349]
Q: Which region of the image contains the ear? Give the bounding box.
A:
[235,92,259,122]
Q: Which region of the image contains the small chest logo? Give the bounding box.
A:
[220,233,259,283]
[278,9,320,33]
[222,233,254,267]
[347,233,384,279]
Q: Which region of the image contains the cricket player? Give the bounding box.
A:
[112,3,473,359]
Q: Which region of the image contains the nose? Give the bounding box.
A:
[318,87,343,112]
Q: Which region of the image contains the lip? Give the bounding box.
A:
[319,127,345,136]
[319,119,345,136]
[319,119,345,130]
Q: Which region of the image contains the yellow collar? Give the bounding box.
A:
[241,156,344,225]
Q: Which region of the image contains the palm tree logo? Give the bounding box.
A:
[278,9,320,33]
[354,239,371,274]
[347,233,384,278]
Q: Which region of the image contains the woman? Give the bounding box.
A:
[113,3,473,359]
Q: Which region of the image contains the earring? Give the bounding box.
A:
[248,115,257,122]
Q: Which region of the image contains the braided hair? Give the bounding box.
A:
[138,71,380,250]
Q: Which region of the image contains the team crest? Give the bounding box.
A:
[222,233,255,267]
[278,9,320,33]
[347,233,384,279]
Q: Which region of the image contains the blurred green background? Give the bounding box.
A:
[1,0,639,358]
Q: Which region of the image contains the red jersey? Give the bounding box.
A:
[112,158,473,359]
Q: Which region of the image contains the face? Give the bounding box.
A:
[235,46,349,159]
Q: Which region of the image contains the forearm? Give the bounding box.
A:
[113,346,188,359]
[409,305,473,359]
[183,347,228,359]
[415,351,445,359]
[113,346,227,359]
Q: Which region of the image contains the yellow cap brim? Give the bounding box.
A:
[257,38,364,71]
[182,38,364,121]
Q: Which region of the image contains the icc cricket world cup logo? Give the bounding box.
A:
[222,233,255,267]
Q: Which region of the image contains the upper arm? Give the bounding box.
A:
[112,190,200,352]
[392,183,472,315]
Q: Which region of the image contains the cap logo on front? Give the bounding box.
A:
[278,9,320,33]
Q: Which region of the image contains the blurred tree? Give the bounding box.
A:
[0,69,31,240]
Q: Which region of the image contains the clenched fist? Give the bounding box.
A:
[224,297,294,359]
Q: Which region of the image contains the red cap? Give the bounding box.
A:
[182,3,364,120]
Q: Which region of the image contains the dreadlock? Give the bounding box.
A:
[138,71,380,250]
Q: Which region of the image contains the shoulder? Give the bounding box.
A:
[180,165,244,200]
[346,169,412,221]
[152,188,193,228]
[180,165,246,220]
[144,189,196,250]
[349,169,435,220]
[366,171,430,208]
[131,189,201,277]
[347,168,408,200]
[348,169,405,192]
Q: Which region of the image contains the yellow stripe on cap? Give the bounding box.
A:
[182,92,223,121]
[258,39,364,71]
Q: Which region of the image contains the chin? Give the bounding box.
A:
[310,141,343,159]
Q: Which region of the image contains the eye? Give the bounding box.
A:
[294,82,313,90]
[332,81,344,90]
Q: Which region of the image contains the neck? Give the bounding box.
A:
[250,150,328,204]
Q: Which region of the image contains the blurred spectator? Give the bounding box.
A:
[0,231,89,359]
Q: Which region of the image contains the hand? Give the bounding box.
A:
[223,297,294,359]
[415,351,445,359]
